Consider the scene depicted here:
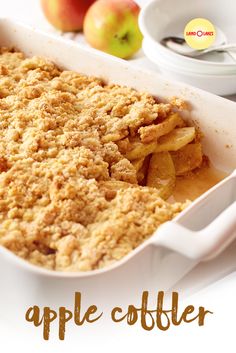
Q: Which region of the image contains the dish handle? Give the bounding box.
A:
[152,200,236,261]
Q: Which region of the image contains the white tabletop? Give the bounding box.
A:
[0,3,236,352]
[1,0,236,292]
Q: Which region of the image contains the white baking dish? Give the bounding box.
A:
[0,18,236,326]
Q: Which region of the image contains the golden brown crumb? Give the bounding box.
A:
[0,157,8,173]
[169,97,188,110]
[0,48,189,272]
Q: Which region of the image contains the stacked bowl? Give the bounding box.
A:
[139,0,236,95]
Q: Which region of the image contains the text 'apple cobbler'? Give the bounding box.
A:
[0,47,206,271]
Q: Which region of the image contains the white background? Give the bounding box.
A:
[1,1,236,352]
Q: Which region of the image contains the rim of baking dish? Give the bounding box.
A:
[0,17,235,278]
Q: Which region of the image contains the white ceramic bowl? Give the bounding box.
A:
[143,38,236,96]
[139,0,236,77]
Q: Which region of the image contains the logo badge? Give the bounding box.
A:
[184,18,216,50]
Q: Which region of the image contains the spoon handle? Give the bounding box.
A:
[213,44,236,51]
[191,44,236,57]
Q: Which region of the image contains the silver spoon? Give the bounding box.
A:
[161,36,236,58]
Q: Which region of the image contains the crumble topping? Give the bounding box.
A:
[0,48,188,271]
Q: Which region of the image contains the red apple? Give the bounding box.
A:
[83,0,143,59]
[41,0,96,32]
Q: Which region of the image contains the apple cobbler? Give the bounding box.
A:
[0,47,204,271]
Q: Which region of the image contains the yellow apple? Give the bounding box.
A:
[83,0,143,59]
